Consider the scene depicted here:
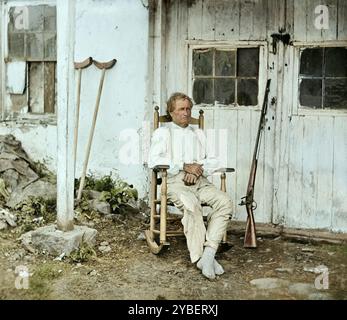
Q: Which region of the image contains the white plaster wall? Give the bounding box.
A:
[0,124,57,170]
[74,0,150,197]
[0,0,150,197]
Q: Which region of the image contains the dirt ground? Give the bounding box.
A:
[0,210,346,300]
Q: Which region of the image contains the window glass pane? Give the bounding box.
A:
[237,79,258,106]
[215,50,235,76]
[193,49,213,76]
[237,48,259,77]
[215,79,235,105]
[193,79,213,104]
[299,48,323,77]
[324,79,347,109]
[299,79,322,107]
[325,47,347,77]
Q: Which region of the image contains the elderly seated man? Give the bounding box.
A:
[148,92,234,280]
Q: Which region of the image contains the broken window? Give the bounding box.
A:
[192,47,259,106]
[299,47,347,109]
[7,5,56,115]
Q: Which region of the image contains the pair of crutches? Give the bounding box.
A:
[74,57,117,202]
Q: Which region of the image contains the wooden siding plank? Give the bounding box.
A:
[285,0,295,36]
[306,0,324,42]
[338,0,347,40]
[301,116,319,228]
[165,0,179,98]
[177,0,189,92]
[315,117,334,229]
[251,108,267,223]
[286,116,304,228]
[252,0,267,40]
[273,45,293,224]
[201,0,216,40]
[214,0,240,41]
[188,0,203,40]
[293,0,307,41]
[321,0,338,41]
[239,0,253,40]
[235,108,252,221]
[43,62,55,113]
[332,117,347,232]
[29,62,44,113]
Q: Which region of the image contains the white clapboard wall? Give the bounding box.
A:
[151,0,347,232]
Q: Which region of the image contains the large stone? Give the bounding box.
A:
[6,180,56,208]
[26,224,97,256]
[288,283,316,296]
[89,199,111,215]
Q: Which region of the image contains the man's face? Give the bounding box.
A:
[170,98,192,128]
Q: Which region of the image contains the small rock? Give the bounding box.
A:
[327,252,335,256]
[266,248,271,252]
[100,241,109,246]
[89,199,111,215]
[53,252,66,261]
[304,265,328,274]
[137,232,146,241]
[275,267,294,274]
[98,245,111,253]
[246,259,253,263]
[0,220,8,230]
[88,270,97,276]
[274,236,281,241]
[302,247,315,253]
[250,278,290,290]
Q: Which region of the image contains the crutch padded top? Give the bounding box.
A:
[74,57,93,69]
[93,59,117,70]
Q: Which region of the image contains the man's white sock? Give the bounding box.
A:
[197,246,217,279]
[214,259,224,275]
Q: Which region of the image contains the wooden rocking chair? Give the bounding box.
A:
[145,106,235,254]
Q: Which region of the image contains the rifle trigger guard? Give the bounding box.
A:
[251,200,257,210]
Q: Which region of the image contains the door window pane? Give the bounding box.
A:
[299,48,323,77]
[237,48,259,77]
[324,79,347,109]
[193,49,213,76]
[299,79,322,107]
[215,79,235,105]
[325,47,347,77]
[238,79,258,106]
[193,79,213,104]
[215,50,236,76]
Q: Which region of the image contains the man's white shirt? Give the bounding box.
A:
[148,122,223,177]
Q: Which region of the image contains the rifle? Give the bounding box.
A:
[239,79,271,248]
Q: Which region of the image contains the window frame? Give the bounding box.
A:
[1,0,57,123]
[187,40,267,111]
[292,41,347,117]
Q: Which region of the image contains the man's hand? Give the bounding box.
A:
[183,173,198,186]
[183,163,204,177]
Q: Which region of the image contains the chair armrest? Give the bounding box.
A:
[153,165,170,172]
[215,168,235,173]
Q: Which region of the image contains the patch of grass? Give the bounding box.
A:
[75,172,138,214]
[14,196,56,233]
[28,263,62,299]
[69,242,97,263]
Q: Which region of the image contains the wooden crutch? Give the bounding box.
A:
[76,59,117,201]
[74,57,93,176]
